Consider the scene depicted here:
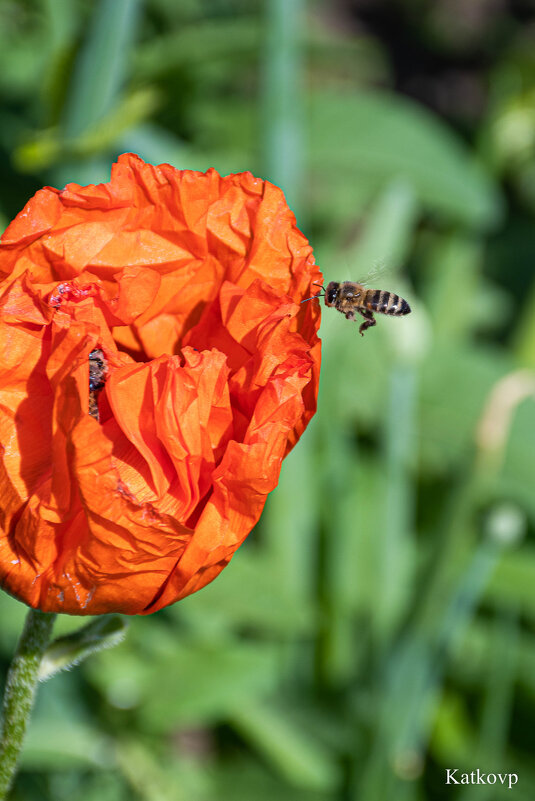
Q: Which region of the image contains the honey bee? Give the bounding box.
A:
[88,349,108,421]
[302,281,411,336]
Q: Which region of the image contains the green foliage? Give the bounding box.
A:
[39,616,128,681]
[1,1,535,800]
[310,90,503,230]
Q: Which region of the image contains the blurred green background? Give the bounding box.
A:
[1,0,535,799]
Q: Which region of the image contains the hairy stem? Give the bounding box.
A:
[0,609,56,799]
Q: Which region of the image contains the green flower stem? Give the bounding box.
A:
[0,609,57,799]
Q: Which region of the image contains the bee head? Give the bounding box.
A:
[325,282,340,306]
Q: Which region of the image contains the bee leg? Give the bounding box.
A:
[358,309,376,336]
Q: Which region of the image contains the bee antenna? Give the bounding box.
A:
[300,281,325,303]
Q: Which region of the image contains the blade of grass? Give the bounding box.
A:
[356,540,502,801]
[374,362,418,651]
[62,0,140,138]
[315,422,363,686]
[261,0,305,216]
[262,428,320,607]
[458,607,518,801]
[342,178,418,278]
[52,0,141,187]
[229,700,340,792]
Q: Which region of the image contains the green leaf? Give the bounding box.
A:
[175,547,314,637]
[310,90,503,229]
[137,641,280,730]
[214,759,332,801]
[230,702,341,791]
[39,616,128,681]
[19,720,114,770]
[485,547,535,618]
[133,16,262,79]
[419,344,509,473]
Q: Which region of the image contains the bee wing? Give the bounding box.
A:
[357,261,398,286]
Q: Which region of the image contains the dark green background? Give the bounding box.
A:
[1,1,534,799]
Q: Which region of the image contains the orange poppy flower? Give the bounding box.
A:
[0,154,321,615]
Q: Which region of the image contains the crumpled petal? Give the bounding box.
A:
[0,153,321,615]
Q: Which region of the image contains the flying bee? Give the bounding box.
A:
[302,281,411,336]
[88,348,108,421]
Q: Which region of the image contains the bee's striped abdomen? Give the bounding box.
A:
[366,290,410,316]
